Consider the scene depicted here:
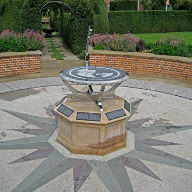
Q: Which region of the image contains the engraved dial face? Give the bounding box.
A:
[60,66,129,84]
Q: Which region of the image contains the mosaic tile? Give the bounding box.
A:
[9,149,54,164]
[73,160,93,192]
[137,138,181,146]
[107,156,133,192]
[122,156,161,181]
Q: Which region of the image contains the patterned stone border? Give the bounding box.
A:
[89,46,192,82]
[0,77,191,100]
[0,50,42,77]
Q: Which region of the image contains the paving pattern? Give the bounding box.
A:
[0,78,192,192]
[41,34,79,61]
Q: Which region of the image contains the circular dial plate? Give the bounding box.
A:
[60,66,129,84]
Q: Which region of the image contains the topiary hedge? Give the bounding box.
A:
[108,10,192,34]
[51,0,109,54]
[110,0,137,11]
[90,0,109,34]
[0,0,47,33]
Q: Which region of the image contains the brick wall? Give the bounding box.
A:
[0,54,41,77]
[89,54,192,82]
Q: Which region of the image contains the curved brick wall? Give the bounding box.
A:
[0,51,42,77]
[89,47,192,82]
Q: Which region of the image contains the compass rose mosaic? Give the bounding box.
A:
[0,84,192,192]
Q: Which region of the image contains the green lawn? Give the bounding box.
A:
[134,32,192,45]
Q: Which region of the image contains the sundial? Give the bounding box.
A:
[60,66,129,111]
[60,66,129,84]
[60,29,129,112]
[55,29,130,156]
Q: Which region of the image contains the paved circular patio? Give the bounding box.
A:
[0,78,192,192]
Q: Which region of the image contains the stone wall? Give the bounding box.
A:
[0,51,42,77]
[89,47,192,82]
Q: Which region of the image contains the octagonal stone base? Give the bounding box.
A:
[54,98,130,156]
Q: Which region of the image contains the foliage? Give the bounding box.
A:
[136,39,145,52]
[68,0,94,54]
[108,10,192,34]
[78,50,86,60]
[145,42,154,50]
[50,0,109,53]
[0,0,48,33]
[141,0,182,10]
[0,29,44,53]
[110,0,137,11]
[177,1,192,10]
[90,0,109,34]
[149,36,191,57]
[94,44,105,50]
[90,33,140,52]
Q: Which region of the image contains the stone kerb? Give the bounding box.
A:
[0,50,42,77]
[89,46,192,81]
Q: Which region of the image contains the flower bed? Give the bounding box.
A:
[0,29,44,77]
[89,46,192,82]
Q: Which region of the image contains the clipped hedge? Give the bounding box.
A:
[52,0,109,54]
[66,0,94,54]
[0,0,47,33]
[57,12,71,46]
[90,0,109,34]
[110,0,137,11]
[109,10,192,34]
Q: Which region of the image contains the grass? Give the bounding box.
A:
[46,38,65,60]
[42,24,49,29]
[134,32,192,45]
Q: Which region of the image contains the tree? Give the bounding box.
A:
[141,0,182,10]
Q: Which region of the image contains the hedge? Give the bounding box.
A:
[0,0,46,33]
[108,10,192,34]
[51,0,109,54]
[110,0,137,11]
[90,0,109,34]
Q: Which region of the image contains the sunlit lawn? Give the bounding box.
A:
[134,32,192,45]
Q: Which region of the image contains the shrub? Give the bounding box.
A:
[78,50,86,60]
[94,44,105,50]
[136,40,145,52]
[110,0,137,11]
[0,29,44,53]
[108,10,192,34]
[0,0,47,33]
[177,0,192,10]
[150,36,191,57]
[90,33,140,52]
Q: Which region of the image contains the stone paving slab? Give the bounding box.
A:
[1,78,192,100]
[0,83,13,93]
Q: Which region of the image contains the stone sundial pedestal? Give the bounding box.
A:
[54,66,131,155]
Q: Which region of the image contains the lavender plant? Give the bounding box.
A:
[152,36,191,57]
[90,32,140,52]
[0,29,44,53]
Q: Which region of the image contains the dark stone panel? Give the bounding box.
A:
[76,112,101,122]
[124,100,131,113]
[57,104,74,117]
[105,109,126,120]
